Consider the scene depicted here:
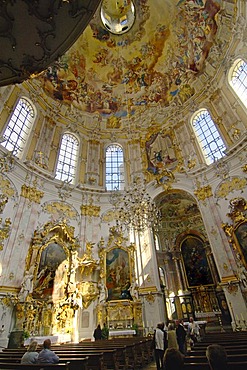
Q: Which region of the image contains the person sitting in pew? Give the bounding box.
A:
[21,340,39,364]
[37,338,59,364]
[164,348,184,370]
[206,344,228,370]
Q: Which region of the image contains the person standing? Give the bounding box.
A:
[176,319,187,354]
[154,322,167,370]
[93,324,102,340]
[188,316,200,347]
[167,322,178,349]
[37,339,59,364]
[21,341,39,364]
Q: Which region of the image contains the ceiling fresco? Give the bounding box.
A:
[32,0,235,128]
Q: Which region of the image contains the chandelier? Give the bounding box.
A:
[118,180,160,233]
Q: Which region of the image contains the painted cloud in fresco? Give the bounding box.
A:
[38,0,223,118]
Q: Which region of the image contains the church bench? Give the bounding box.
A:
[184,362,247,370]
[184,353,247,363]
[0,355,93,370]
[48,349,118,370]
[0,362,71,370]
[188,347,247,356]
[81,339,152,367]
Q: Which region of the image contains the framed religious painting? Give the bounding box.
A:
[105,247,132,301]
[181,235,214,287]
[233,221,247,268]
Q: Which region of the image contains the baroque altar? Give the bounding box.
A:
[96,226,142,333]
[16,220,99,340]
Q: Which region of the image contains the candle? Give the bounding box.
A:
[236,314,239,321]
[241,313,244,321]
[147,321,149,328]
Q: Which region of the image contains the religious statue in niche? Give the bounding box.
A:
[106,247,132,301]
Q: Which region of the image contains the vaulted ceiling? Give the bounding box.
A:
[0,1,237,135]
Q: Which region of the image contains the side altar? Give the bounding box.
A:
[96,227,143,333]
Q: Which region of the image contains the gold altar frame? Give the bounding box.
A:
[223,197,247,270]
[25,220,79,288]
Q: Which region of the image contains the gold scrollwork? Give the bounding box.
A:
[81,204,100,217]
[21,184,44,203]
[0,217,11,250]
[194,184,213,201]
[215,177,247,199]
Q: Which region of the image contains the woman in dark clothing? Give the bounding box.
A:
[93,324,102,340]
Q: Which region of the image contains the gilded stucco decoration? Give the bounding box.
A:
[21,184,44,204]
[0,194,8,214]
[194,184,213,201]
[0,218,11,251]
[43,201,78,220]
[80,281,98,309]
[215,177,247,199]
[81,204,100,217]
[31,0,235,130]
[79,241,98,276]
[101,209,119,223]
[0,175,16,198]
[222,198,247,286]
[0,153,15,173]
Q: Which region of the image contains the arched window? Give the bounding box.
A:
[229,58,247,108]
[55,133,79,183]
[1,97,35,158]
[105,144,124,191]
[191,109,226,164]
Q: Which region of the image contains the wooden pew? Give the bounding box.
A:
[184,353,247,363]
[0,350,105,370]
[184,362,247,370]
[0,363,70,370]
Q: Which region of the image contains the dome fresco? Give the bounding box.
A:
[33,0,235,130]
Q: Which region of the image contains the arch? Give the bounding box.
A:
[55,132,79,184]
[228,58,247,108]
[1,97,36,158]
[191,108,226,165]
[105,143,125,191]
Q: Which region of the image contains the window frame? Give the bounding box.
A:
[1,96,36,159]
[191,108,226,165]
[105,143,125,191]
[55,132,80,185]
[228,57,247,109]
